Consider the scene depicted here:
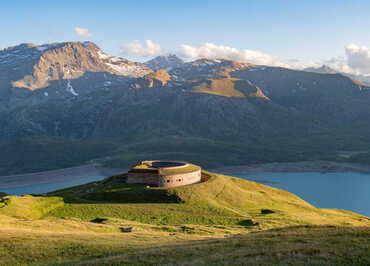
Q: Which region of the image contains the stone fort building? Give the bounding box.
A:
[127,160,202,187]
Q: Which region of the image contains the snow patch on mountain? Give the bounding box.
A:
[97,51,110,60]
[66,80,78,96]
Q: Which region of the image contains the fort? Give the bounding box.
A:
[127,160,202,187]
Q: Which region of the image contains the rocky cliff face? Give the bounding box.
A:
[0,42,153,113]
[133,69,172,88]
[4,42,151,90]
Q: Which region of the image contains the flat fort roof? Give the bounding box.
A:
[151,161,186,168]
[130,160,201,175]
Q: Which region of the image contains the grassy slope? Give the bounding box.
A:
[43,172,368,228]
[0,195,63,219]
[191,75,269,100]
[0,217,368,265]
[0,172,369,265]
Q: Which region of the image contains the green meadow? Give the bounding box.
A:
[0,171,369,265]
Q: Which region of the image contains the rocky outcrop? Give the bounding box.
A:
[133,69,172,88]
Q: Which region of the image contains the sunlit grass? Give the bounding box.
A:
[0,171,368,264]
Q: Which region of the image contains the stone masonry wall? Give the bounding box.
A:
[157,169,201,187]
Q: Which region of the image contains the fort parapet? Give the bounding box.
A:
[127,160,201,187]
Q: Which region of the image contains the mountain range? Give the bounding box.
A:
[1,41,370,175]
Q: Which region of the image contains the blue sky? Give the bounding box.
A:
[1,0,370,72]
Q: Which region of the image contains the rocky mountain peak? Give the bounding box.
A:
[303,65,338,74]
[2,41,152,91]
[144,54,184,71]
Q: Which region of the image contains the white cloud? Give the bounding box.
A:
[123,40,162,57]
[177,42,370,75]
[118,40,370,76]
[321,56,352,74]
[283,59,321,70]
[75,27,92,38]
[344,44,370,74]
[179,42,289,67]
[318,44,370,75]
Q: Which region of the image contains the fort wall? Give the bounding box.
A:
[157,169,201,187]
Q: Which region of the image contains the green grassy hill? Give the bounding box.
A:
[0,171,368,265]
[43,171,368,228]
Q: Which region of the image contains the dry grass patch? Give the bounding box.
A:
[193,78,245,98]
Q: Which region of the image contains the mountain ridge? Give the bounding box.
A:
[2,41,152,92]
[1,41,370,174]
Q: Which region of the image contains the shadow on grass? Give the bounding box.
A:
[238,219,259,227]
[48,174,182,204]
[90,217,108,223]
[82,189,182,204]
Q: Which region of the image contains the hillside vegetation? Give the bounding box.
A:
[0,136,115,175]
[0,171,369,264]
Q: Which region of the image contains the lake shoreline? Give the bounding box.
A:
[0,164,126,189]
[1,160,370,192]
[211,160,370,175]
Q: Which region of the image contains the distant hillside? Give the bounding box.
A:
[2,42,370,174]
